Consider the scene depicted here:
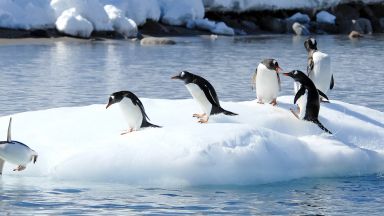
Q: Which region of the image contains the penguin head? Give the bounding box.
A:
[261,59,282,73]
[106,91,126,109]
[283,70,307,82]
[304,38,317,52]
[171,71,194,84]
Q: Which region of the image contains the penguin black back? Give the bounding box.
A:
[172,71,237,116]
[283,70,332,134]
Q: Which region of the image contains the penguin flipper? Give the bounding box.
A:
[317,89,329,101]
[7,117,12,142]
[330,75,334,90]
[277,72,281,91]
[294,86,306,104]
[0,159,4,175]
[200,83,220,107]
[311,119,332,134]
[251,69,257,90]
[130,93,151,121]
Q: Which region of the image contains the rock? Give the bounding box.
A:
[316,11,336,24]
[380,18,384,30]
[316,22,339,34]
[349,30,363,39]
[292,22,310,35]
[286,12,311,24]
[140,20,170,35]
[352,18,373,34]
[333,4,360,21]
[140,37,176,45]
[260,16,286,33]
[30,29,50,38]
[240,20,260,34]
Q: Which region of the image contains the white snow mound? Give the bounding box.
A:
[104,5,138,37]
[1,96,383,186]
[55,8,93,38]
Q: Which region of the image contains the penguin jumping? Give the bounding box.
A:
[283,70,332,134]
[106,91,160,134]
[172,71,237,123]
[252,59,282,106]
[0,118,38,175]
[304,38,334,102]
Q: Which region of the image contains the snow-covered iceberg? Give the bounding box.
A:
[1,96,383,186]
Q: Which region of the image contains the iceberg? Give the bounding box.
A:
[1,96,383,186]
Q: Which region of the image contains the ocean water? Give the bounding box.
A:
[0,35,384,215]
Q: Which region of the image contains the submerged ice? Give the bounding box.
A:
[0,96,383,186]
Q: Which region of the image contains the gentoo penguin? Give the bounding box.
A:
[172,71,237,123]
[304,38,334,101]
[0,118,38,175]
[252,59,282,106]
[106,91,160,134]
[283,70,332,134]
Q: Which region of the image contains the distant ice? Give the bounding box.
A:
[1,97,383,186]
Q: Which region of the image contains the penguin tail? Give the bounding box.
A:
[219,107,238,116]
[311,119,332,134]
[141,119,162,128]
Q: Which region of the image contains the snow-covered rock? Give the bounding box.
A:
[1,96,383,186]
[187,18,234,35]
[104,5,138,37]
[51,0,113,31]
[55,8,93,38]
[286,12,310,24]
[317,11,336,24]
[159,0,205,26]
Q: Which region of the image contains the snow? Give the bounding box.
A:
[104,5,138,37]
[159,0,204,26]
[187,18,235,36]
[55,8,93,38]
[317,11,336,24]
[1,96,383,186]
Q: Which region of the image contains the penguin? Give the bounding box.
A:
[304,38,334,101]
[251,59,282,106]
[283,70,332,134]
[106,91,160,134]
[0,118,38,175]
[171,71,237,123]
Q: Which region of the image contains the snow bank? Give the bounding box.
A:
[159,0,204,26]
[104,5,138,37]
[1,96,383,186]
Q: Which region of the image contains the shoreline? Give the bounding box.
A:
[1,1,383,40]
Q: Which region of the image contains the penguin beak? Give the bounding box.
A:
[275,66,283,73]
[106,102,112,109]
[171,75,181,80]
[283,72,292,77]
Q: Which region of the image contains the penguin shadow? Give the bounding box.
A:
[326,103,384,128]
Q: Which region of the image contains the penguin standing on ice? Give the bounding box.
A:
[283,70,332,134]
[172,71,237,123]
[106,91,160,134]
[252,59,282,106]
[304,38,334,101]
[0,118,38,175]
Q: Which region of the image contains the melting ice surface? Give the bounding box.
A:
[1,96,383,186]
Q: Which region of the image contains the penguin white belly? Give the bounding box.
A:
[298,91,308,120]
[310,52,331,94]
[256,65,279,103]
[0,143,33,166]
[186,83,212,115]
[118,99,143,130]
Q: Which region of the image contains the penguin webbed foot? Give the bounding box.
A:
[257,100,264,104]
[121,128,134,135]
[13,165,26,172]
[193,113,205,118]
[270,99,277,106]
[198,117,209,123]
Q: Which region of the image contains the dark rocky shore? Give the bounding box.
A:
[1,1,383,40]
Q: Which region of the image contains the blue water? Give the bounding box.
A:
[0,35,384,215]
